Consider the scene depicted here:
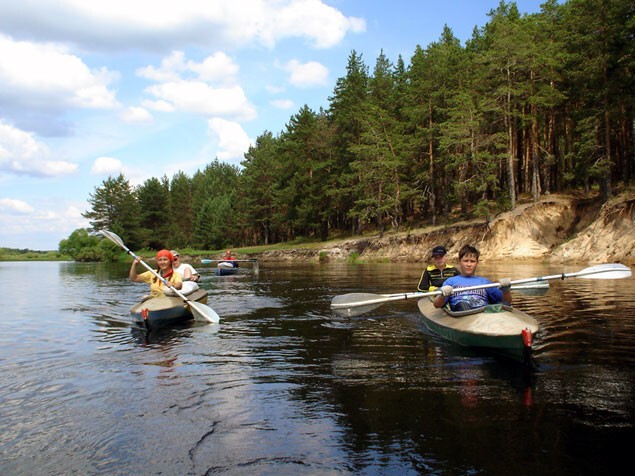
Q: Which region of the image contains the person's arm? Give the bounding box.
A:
[129,258,142,282]
[417,269,431,292]
[181,265,192,281]
[168,272,183,290]
[185,264,200,282]
[433,285,453,308]
[499,278,512,305]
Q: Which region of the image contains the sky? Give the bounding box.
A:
[0,0,548,251]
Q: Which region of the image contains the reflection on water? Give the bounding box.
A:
[0,260,633,475]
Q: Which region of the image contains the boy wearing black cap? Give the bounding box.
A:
[417,245,460,292]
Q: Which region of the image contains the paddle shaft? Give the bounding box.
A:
[201,259,257,264]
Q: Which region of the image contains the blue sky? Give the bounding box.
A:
[0,0,547,250]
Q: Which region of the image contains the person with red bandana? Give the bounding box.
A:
[129,249,183,297]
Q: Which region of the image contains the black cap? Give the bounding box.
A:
[431,245,447,256]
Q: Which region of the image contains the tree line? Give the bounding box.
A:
[70,0,634,257]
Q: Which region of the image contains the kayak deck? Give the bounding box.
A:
[130,288,208,327]
[417,298,539,360]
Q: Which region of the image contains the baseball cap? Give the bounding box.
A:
[431,245,447,256]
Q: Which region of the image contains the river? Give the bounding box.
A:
[1,260,634,475]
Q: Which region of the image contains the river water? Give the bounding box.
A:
[1,260,634,475]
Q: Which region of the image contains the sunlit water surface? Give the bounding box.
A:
[1,261,633,475]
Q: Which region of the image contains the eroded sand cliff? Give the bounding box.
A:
[256,192,635,265]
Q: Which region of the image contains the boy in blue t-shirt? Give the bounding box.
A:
[433,244,512,312]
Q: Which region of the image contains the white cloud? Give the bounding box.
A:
[120,106,153,123]
[0,198,34,214]
[91,156,124,176]
[265,0,367,49]
[144,80,257,121]
[138,51,255,121]
[0,34,119,112]
[0,198,90,250]
[271,99,294,109]
[190,51,239,84]
[136,51,189,82]
[0,1,366,51]
[0,121,78,177]
[208,118,252,163]
[141,99,175,113]
[284,59,329,87]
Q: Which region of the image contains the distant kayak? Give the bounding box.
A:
[215,261,239,276]
[201,258,259,275]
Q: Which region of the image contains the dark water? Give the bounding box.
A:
[1,260,634,476]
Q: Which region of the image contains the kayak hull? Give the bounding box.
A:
[130,288,209,328]
[215,266,238,276]
[417,298,539,362]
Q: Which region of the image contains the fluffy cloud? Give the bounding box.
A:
[90,156,123,176]
[139,51,256,121]
[0,1,365,51]
[0,198,34,214]
[138,51,238,85]
[0,34,119,112]
[120,106,153,123]
[271,99,294,109]
[208,118,252,163]
[284,59,329,87]
[143,81,256,121]
[0,121,78,177]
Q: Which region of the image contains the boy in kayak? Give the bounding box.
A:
[417,245,460,291]
[433,244,511,311]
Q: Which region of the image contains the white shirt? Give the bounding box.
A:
[173,262,199,281]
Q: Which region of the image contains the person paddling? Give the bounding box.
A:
[129,249,182,298]
[220,249,238,268]
[433,244,511,311]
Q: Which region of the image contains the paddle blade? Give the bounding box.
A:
[331,293,387,309]
[332,302,385,317]
[577,263,632,279]
[189,301,220,324]
[99,230,126,249]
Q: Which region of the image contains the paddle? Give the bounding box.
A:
[99,230,220,324]
[330,263,632,311]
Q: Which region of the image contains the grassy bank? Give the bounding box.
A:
[0,248,71,261]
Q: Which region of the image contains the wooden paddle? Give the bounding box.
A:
[99,230,220,324]
[331,263,632,311]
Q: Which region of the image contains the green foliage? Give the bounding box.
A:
[82,174,142,249]
[347,252,360,264]
[0,248,67,261]
[58,228,120,262]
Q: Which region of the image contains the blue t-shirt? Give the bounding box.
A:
[442,275,503,310]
